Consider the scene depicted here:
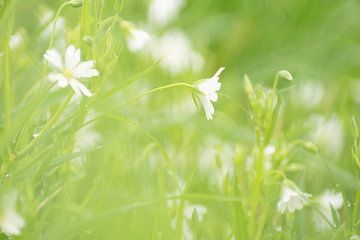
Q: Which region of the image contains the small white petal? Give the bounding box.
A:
[73,61,99,79]
[65,45,81,70]
[214,67,225,78]
[199,95,214,120]
[44,49,63,70]
[48,73,68,87]
[69,79,93,97]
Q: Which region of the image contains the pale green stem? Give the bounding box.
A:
[82,82,194,128]
[48,2,71,49]
[17,92,73,156]
[3,27,11,130]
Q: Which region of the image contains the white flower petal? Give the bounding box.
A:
[214,67,225,78]
[48,73,68,87]
[199,95,214,120]
[69,79,93,97]
[44,49,63,70]
[73,61,99,79]
[65,45,81,70]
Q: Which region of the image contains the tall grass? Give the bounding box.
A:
[0,0,360,239]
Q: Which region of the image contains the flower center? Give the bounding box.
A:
[63,69,73,78]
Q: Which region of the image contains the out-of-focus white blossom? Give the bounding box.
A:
[350,234,360,240]
[44,45,99,97]
[126,28,151,52]
[9,32,24,49]
[149,31,204,75]
[148,0,185,27]
[193,67,225,120]
[308,114,344,158]
[312,190,343,231]
[296,82,324,108]
[277,181,311,214]
[0,192,25,236]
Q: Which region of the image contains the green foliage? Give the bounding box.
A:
[0,0,360,239]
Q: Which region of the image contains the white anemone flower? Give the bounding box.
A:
[44,45,99,97]
[193,67,225,120]
[0,192,25,236]
[277,181,311,214]
[126,28,151,52]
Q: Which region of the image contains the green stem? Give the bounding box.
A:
[82,82,194,127]
[48,2,70,49]
[17,92,73,156]
[3,26,11,130]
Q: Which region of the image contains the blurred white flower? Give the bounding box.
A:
[264,145,276,170]
[126,28,151,52]
[148,0,185,27]
[184,204,207,222]
[149,31,204,75]
[296,82,324,108]
[312,190,343,231]
[167,196,207,240]
[194,67,225,120]
[44,45,99,97]
[0,192,25,236]
[350,234,360,240]
[277,181,311,214]
[9,32,24,49]
[308,114,343,158]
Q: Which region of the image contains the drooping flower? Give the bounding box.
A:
[148,0,185,27]
[312,190,343,231]
[193,67,225,120]
[149,31,204,75]
[277,180,311,214]
[0,192,25,236]
[44,45,99,97]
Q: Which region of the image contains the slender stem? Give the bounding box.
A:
[18,92,73,156]
[48,2,70,49]
[3,26,11,130]
[83,82,194,127]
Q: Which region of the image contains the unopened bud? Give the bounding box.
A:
[69,0,83,8]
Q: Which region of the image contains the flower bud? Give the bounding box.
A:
[278,70,293,81]
[69,0,83,8]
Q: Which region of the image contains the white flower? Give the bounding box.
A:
[350,234,360,240]
[277,181,311,214]
[184,204,207,222]
[194,67,225,120]
[0,192,25,236]
[312,190,343,231]
[149,31,204,75]
[44,45,99,97]
[148,0,185,27]
[308,114,344,158]
[296,81,324,108]
[126,28,151,52]
[9,32,24,49]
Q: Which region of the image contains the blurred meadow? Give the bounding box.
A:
[1,0,360,239]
